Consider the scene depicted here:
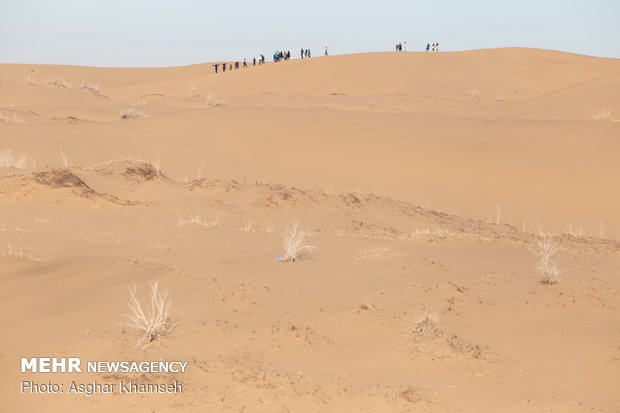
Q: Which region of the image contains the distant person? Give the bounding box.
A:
[325,46,328,56]
[253,57,256,66]
[301,48,304,59]
[243,58,247,68]
[308,49,311,58]
[261,54,265,64]
[213,63,219,73]
[435,42,439,51]
[222,63,226,72]
[287,50,291,60]
[235,61,239,69]
[426,43,430,51]
[404,41,407,51]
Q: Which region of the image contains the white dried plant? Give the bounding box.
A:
[280,221,314,262]
[126,281,173,345]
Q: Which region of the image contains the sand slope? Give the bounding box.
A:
[1,48,619,412]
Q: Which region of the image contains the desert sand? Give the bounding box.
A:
[1,48,619,412]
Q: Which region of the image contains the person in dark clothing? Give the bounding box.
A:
[235,61,239,69]
[301,48,304,59]
[287,51,291,60]
[223,63,226,72]
[325,47,328,56]
[253,57,256,66]
[243,58,247,68]
[307,49,311,58]
[213,63,219,73]
[426,43,430,51]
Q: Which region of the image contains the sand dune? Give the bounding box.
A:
[1,48,619,412]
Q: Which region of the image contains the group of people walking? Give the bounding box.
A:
[212,46,329,73]
[395,41,440,52]
[274,51,291,62]
[213,39,444,75]
[212,55,266,73]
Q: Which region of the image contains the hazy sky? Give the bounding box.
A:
[1,0,618,67]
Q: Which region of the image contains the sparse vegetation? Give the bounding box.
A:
[530,235,561,284]
[409,228,454,241]
[0,150,30,169]
[405,312,442,339]
[239,218,254,232]
[47,76,72,89]
[280,221,314,262]
[120,108,148,120]
[59,147,69,168]
[0,112,25,124]
[176,210,218,227]
[77,82,107,98]
[126,281,173,346]
[206,93,225,107]
[592,107,613,121]
[354,247,410,260]
[1,243,39,261]
[465,88,481,101]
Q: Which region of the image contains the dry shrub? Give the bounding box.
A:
[530,235,561,285]
[120,108,148,120]
[281,221,314,262]
[406,313,442,339]
[592,107,612,121]
[0,112,25,124]
[124,163,160,181]
[47,76,72,88]
[465,88,481,101]
[0,150,29,169]
[126,281,173,346]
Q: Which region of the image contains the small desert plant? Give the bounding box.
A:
[280,221,314,262]
[0,150,29,168]
[47,76,72,89]
[530,235,561,284]
[1,243,39,262]
[59,147,68,168]
[405,312,442,339]
[176,210,217,227]
[126,281,173,345]
[592,107,612,121]
[206,93,225,107]
[239,218,254,232]
[189,85,198,97]
[0,112,24,124]
[409,228,453,241]
[465,88,481,101]
[120,108,148,120]
[77,82,106,98]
